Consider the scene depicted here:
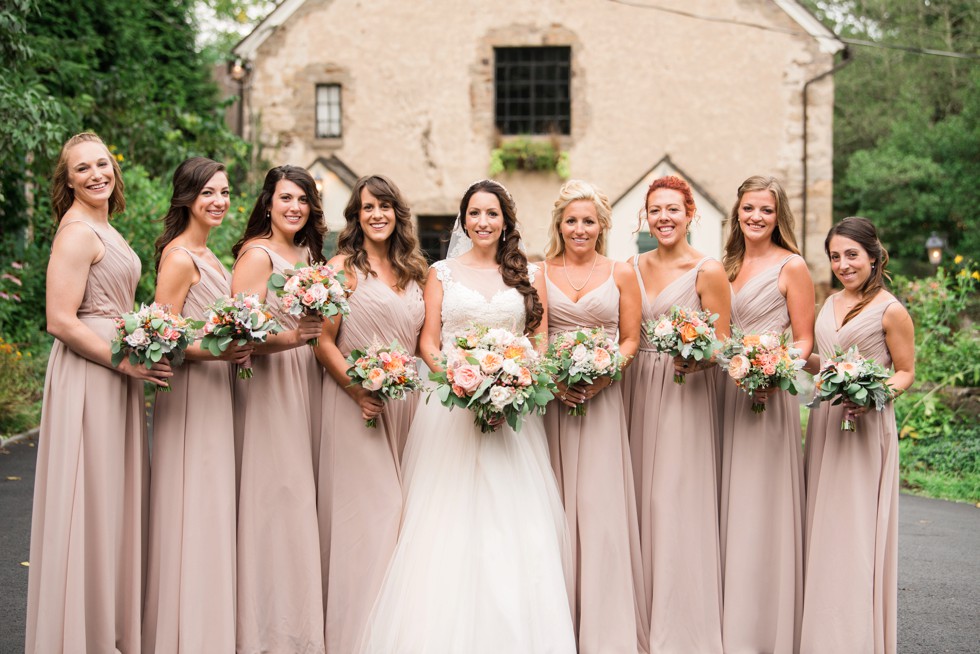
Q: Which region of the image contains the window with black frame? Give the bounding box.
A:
[494,46,571,135]
[417,215,455,262]
[315,84,342,138]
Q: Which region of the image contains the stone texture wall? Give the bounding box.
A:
[240,0,838,277]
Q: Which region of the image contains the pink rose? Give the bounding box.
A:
[592,347,612,371]
[728,354,750,380]
[452,364,484,395]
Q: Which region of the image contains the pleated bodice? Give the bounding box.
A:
[164,247,232,320]
[546,270,619,336]
[731,255,798,334]
[67,221,140,321]
[336,271,424,356]
[636,256,711,350]
[815,294,896,367]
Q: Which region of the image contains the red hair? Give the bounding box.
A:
[645,175,696,218]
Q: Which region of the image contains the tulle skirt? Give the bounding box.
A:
[358,400,576,654]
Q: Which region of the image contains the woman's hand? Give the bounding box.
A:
[557,377,611,409]
[842,398,871,421]
[117,358,173,389]
[673,356,714,377]
[348,386,384,422]
[218,342,253,366]
[292,314,325,346]
[750,385,780,408]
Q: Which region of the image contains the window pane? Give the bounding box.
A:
[315,84,342,138]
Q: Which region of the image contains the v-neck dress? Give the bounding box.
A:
[800,294,900,654]
[26,221,146,653]
[543,269,647,654]
[142,247,237,653]
[318,269,424,654]
[235,244,325,654]
[718,255,805,654]
[622,256,723,654]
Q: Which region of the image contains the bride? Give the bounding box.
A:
[358,180,576,653]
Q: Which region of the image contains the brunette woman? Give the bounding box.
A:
[26,133,171,653]
[314,175,427,652]
[622,175,731,654]
[542,180,647,654]
[800,217,913,654]
[142,157,251,652]
[232,165,326,653]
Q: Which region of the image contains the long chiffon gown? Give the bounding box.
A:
[800,294,901,654]
[26,221,147,653]
[358,259,576,654]
[142,247,237,652]
[235,245,324,654]
[718,255,804,653]
[622,256,723,654]
[543,268,647,654]
[319,270,424,653]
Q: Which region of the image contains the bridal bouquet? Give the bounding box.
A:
[268,263,349,346]
[110,303,199,391]
[645,306,720,383]
[808,345,892,432]
[200,293,281,379]
[717,329,805,413]
[346,340,424,428]
[547,327,628,416]
[430,325,557,433]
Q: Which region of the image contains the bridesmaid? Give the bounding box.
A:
[232,165,326,653]
[800,217,914,654]
[26,132,172,653]
[542,180,647,654]
[718,175,814,653]
[142,158,251,652]
[622,175,731,654]
[315,175,427,653]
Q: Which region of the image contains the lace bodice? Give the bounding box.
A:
[432,259,537,345]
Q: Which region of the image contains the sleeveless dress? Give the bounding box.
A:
[26,221,146,653]
[543,268,647,654]
[719,255,805,653]
[235,245,324,654]
[622,256,723,654]
[357,259,576,654]
[800,295,900,654]
[319,270,424,653]
[142,247,237,652]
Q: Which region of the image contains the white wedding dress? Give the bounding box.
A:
[358,259,576,654]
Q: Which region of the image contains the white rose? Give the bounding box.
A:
[759,333,780,350]
[125,328,150,348]
[283,275,302,294]
[306,282,329,303]
[489,385,515,410]
[653,319,673,338]
[501,358,522,376]
[571,343,590,364]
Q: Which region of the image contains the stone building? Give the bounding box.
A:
[233,0,843,287]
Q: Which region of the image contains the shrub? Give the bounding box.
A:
[0,335,42,437]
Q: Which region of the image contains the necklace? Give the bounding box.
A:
[562,252,599,292]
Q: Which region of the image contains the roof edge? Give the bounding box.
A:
[774,0,844,54]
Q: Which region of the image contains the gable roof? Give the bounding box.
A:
[233,0,842,60]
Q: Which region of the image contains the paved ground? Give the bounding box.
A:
[2,434,978,653]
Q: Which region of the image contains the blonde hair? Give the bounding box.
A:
[722,175,800,281]
[51,132,126,222]
[545,179,612,259]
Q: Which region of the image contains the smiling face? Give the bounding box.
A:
[646,188,691,247]
[269,179,310,238]
[828,234,873,291]
[189,171,230,228]
[66,141,116,207]
[358,186,396,244]
[737,189,778,244]
[464,191,505,249]
[559,199,601,255]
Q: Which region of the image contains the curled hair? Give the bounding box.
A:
[336,175,428,289]
[722,175,800,281]
[232,165,326,263]
[51,132,126,222]
[154,157,226,271]
[545,179,612,259]
[825,216,890,326]
[458,179,543,333]
[637,175,697,232]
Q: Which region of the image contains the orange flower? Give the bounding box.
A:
[503,344,525,360]
[743,334,761,348]
[679,323,699,343]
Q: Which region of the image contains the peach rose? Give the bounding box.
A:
[593,347,612,371]
[728,354,750,380]
[453,364,484,394]
[364,367,386,391]
[479,351,504,374]
[679,323,699,343]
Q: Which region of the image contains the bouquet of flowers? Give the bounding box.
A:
[200,293,281,379]
[717,329,805,413]
[268,263,350,346]
[645,306,720,383]
[345,340,425,428]
[110,303,199,391]
[808,345,893,432]
[429,324,557,433]
[547,327,628,416]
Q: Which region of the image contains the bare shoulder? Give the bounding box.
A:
[699,258,727,280]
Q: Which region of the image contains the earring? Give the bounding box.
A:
[266,211,271,220]
[502,228,507,242]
